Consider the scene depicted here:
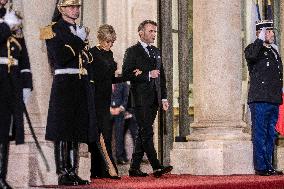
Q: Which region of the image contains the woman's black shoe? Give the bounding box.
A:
[106,175,121,179]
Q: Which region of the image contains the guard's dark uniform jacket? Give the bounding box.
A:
[0,10,33,144]
[245,39,283,104]
[43,18,94,143]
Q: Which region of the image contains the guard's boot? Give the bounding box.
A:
[54,141,78,186]
[67,142,90,185]
[0,143,12,189]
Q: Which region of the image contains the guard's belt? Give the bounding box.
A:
[0,57,18,66]
[54,68,88,75]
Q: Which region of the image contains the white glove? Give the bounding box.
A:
[3,10,21,30]
[258,27,266,41]
[23,88,31,105]
[69,26,77,36]
[271,43,279,53]
[76,25,87,41]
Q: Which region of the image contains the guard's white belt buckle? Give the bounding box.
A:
[0,57,18,66]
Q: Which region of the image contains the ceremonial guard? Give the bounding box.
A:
[40,0,92,186]
[0,0,33,188]
[245,19,283,176]
[40,0,119,185]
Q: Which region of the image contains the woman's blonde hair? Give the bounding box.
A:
[97,24,116,43]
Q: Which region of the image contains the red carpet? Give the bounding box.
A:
[36,174,284,189]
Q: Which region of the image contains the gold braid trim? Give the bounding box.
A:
[7,37,22,73]
[78,52,88,79]
[64,45,76,56]
[9,37,22,51]
[82,50,93,64]
[39,23,56,40]
[99,134,118,177]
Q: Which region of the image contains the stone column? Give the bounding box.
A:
[177,0,190,141]
[159,0,174,165]
[171,0,253,175]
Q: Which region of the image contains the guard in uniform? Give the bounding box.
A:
[40,0,92,186]
[0,0,33,188]
[245,20,283,176]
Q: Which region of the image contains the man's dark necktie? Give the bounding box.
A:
[146,46,159,92]
[146,46,156,59]
[146,45,157,69]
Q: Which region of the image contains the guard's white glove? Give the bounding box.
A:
[69,26,77,36]
[23,88,31,105]
[3,10,21,30]
[76,25,87,41]
[258,27,266,41]
[271,43,279,53]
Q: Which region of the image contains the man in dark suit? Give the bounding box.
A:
[122,20,172,178]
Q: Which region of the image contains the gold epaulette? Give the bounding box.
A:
[39,22,56,40]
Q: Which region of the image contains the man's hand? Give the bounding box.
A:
[4,10,21,30]
[258,27,266,41]
[162,100,169,111]
[76,25,88,41]
[133,69,142,76]
[124,111,133,119]
[110,107,121,116]
[69,25,88,41]
[150,70,160,78]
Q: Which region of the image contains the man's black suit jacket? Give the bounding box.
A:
[122,42,167,107]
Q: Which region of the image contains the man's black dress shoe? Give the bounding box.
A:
[268,169,283,175]
[58,173,78,185]
[91,174,121,179]
[129,168,149,177]
[255,170,271,176]
[106,175,121,179]
[153,165,173,178]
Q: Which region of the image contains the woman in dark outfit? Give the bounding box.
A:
[89,24,121,179]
